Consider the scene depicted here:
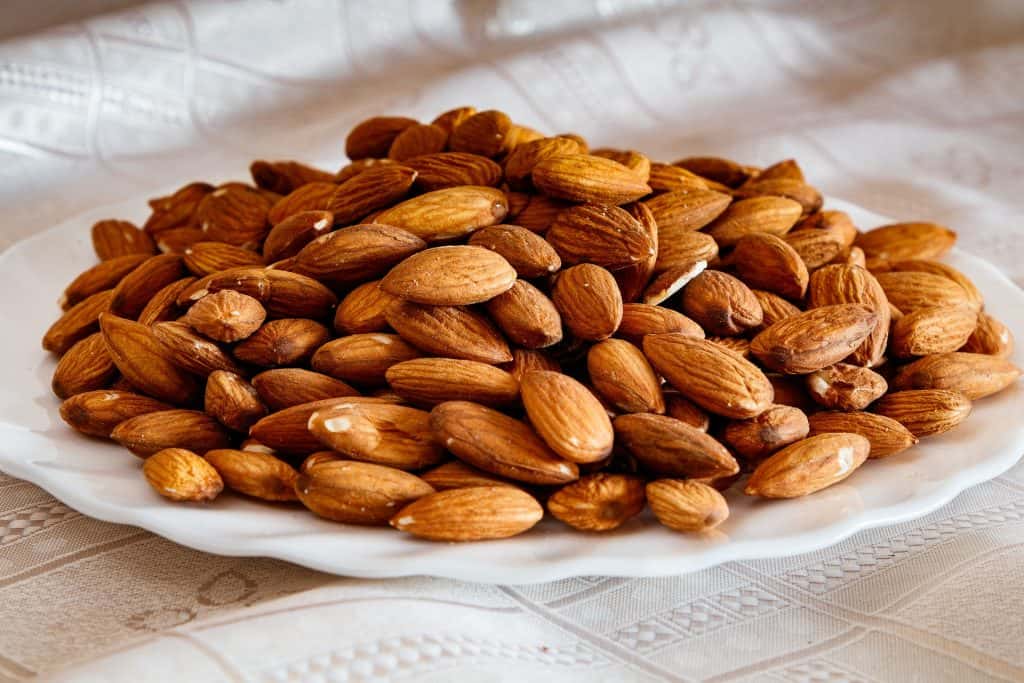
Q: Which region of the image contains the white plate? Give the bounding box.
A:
[0,197,1022,584]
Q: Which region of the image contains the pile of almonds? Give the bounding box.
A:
[44,106,1021,542]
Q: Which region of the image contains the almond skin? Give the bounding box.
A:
[333,280,396,335]
[250,159,335,194]
[184,289,267,343]
[387,124,447,161]
[855,222,956,264]
[429,401,578,485]
[505,136,584,189]
[652,221,719,272]
[137,276,196,325]
[385,301,512,364]
[234,319,330,367]
[732,232,809,300]
[308,402,445,470]
[643,189,731,235]
[663,393,711,432]
[706,196,803,247]
[205,371,267,432]
[807,411,918,459]
[296,460,434,525]
[616,303,704,345]
[293,223,426,286]
[745,433,870,498]
[751,290,802,328]
[546,204,655,270]
[312,333,422,385]
[91,219,156,260]
[152,321,243,377]
[532,154,651,204]
[805,363,888,411]
[143,181,212,235]
[891,352,1021,400]
[614,413,739,479]
[448,110,512,157]
[373,186,508,242]
[674,156,755,187]
[890,306,978,358]
[881,259,983,311]
[547,473,646,531]
[205,448,299,501]
[60,390,171,438]
[197,185,272,247]
[381,245,517,306]
[62,253,148,309]
[587,339,665,414]
[806,264,891,367]
[722,405,810,462]
[615,202,660,302]
[249,397,398,454]
[345,116,418,159]
[99,313,198,405]
[251,368,360,411]
[872,389,973,437]
[552,264,623,341]
[404,152,502,192]
[520,371,615,464]
[646,163,709,193]
[468,224,562,278]
[143,448,223,502]
[111,409,233,457]
[643,334,774,419]
[484,280,563,349]
[51,333,117,399]
[734,178,823,215]
[750,304,878,374]
[430,106,476,134]
[390,486,544,541]
[680,270,763,337]
[385,358,519,406]
[503,349,561,385]
[647,480,728,533]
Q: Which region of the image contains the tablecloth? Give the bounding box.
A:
[2,1,1024,681]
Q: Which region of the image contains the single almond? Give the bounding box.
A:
[646,163,709,193]
[404,152,503,192]
[137,276,196,325]
[430,106,477,134]
[587,339,665,414]
[346,116,418,159]
[261,210,334,262]
[184,289,267,342]
[617,303,704,345]
[679,270,763,336]
[872,389,972,437]
[299,450,344,473]
[60,390,171,438]
[142,448,223,502]
[111,409,233,457]
[327,164,417,225]
[234,318,330,367]
[250,159,335,194]
[51,333,117,399]
[308,402,445,470]
[520,371,615,463]
[205,371,267,432]
[182,241,264,277]
[784,228,848,270]
[806,264,891,367]
[591,148,651,181]
[468,224,562,277]
[155,227,205,253]
[91,219,156,260]
[881,259,982,310]
[546,204,655,270]
[205,448,299,501]
[420,461,514,490]
[890,306,978,358]
[390,486,543,541]
[855,222,956,264]
[663,393,711,432]
[250,397,398,454]
[759,159,805,182]
[335,158,396,183]
[807,411,918,459]
[381,245,517,305]
[722,404,810,462]
[503,348,561,384]
[43,289,113,355]
[198,184,272,246]
[962,313,1014,358]
[385,358,519,406]
[614,202,660,302]
[109,253,186,318]
[532,153,651,204]
[744,433,869,498]
[654,229,718,274]
[99,313,198,405]
[734,178,823,215]
[152,321,243,376]
[551,263,623,341]
[643,189,731,235]
[891,352,1021,400]
[311,333,421,384]
[373,186,508,242]
[296,460,434,524]
[705,196,803,247]
[806,363,888,410]
[613,413,739,478]
[448,110,512,157]
[293,223,426,286]
[267,182,340,226]
[751,289,801,328]
[62,253,148,309]
[505,136,584,189]
[548,473,646,531]
[732,232,809,300]
[874,271,972,313]
[385,301,512,364]
[647,479,728,533]
[484,280,563,349]
[387,124,447,161]
[333,280,396,334]
[674,156,755,187]
[251,368,359,411]
[750,304,877,374]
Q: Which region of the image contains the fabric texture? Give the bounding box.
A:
[1,1,1023,681]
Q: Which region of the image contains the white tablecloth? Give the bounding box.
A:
[2,2,1024,681]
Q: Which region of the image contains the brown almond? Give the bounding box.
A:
[806,264,890,367]
[891,352,1021,400]
[155,227,206,253]
[312,333,422,384]
[327,164,417,225]
[234,318,330,367]
[484,280,563,349]
[111,409,233,457]
[882,259,982,310]
[374,186,508,242]
[674,156,754,187]
[250,159,335,194]
[346,116,418,159]
[962,313,1014,358]
[680,270,763,336]
[548,473,646,531]
[261,210,334,262]
[759,159,805,182]
[266,182,336,226]
[110,253,186,318]
[722,405,810,462]
[732,232,809,300]
[468,224,562,278]
[431,106,476,135]
[293,223,426,286]
[308,402,445,470]
[806,363,888,410]
[51,333,117,399]
[752,289,801,328]
[872,389,972,437]
[807,411,918,459]
[521,371,614,463]
[552,263,623,341]
[143,448,223,502]
[333,280,396,334]
[794,210,858,246]
[890,306,978,358]
[184,289,267,342]
[546,204,655,270]
[381,245,516,305]
[250,397,397,454]
[91,219,155,260]
[197,185,272,247]
[663,393,711,432]
[856,222,957,264]
[152,321,243,376]
[617,303,704,345]
[614,413,739,478]
[646,163,709,193]
[734,178,823,215]
[99,313,198,405]
[643,189,731,235]
[143,182,212,235]
[448,110,512,157]
[642,261,707,306]
[587,339,665,414]
[404,152,502,192]
[386,358,518,406]
[614,202,660,302]
[296,460,434,524]
[784,228,848,270]
[205,371,267,432]
[251,368,359,411]
[299,450,343,473]
[335,158,395,184]
[62,254,148,309]
[744,433,869,498]
[533,154,651,204]
[505,137,584,190]
[514,194,571,232]
[387,123,447,161]
[706,196,803,247]
[60,390,171,438]
[386,301,512,364]
[874,271,972,313]
[137,276,196,326]
[503,348,561,384]
[591,148,651,181]
[751,304,877,374]
[182,241,263,277]
[390,486,543,541]
[647,479,728,533]
[205,448,299,501]
[654,230,718,274]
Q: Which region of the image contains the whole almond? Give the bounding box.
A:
[874,271,972,313]
[548,473,646,531]
[387,123,447,161]
[185,289,267,342]
[59,390,171,438]
[262,210,334,262]
[674,156,754,187]
[794,210,858,246]
[448,110,512,157]
[722,404,810,461]
[346,116,418,159]
[327,164,417,225]
[706,196,803,247]
[251,368,359,411]
[643,189,731,235]
[533,154,651,204]
[404,152,503,192]
[806,363,888,410]
[183,241,264,276]
[614,202,659,302]
[806,265,890,367]
[155,227,205,253]
[784,228,847,270]
[752,289,801,328]
[293,223,426,286]
[962,313,1014,358]
[198,185,272,246]
[111,409,233,457]
[734,178,823,215]
[732,233,809,300]
[546,204,655,270]
[250,397,397,454]
[521,371,614,463]
[890,306,978,358]
[250,159,335,194]
[51,333,117,399]
[807,411,918,458]
[234,319,330,367]
[109,253,186,318]
[468,224,562,277]
[872,389,972,437]
[143,181,212,235]
[299,450,344,473]
[296,460,434,524]
[617,303,704,345]
[744,433,869,498]
[386,358,518,406]
[312,333,422,384]
[679,270,763,336]
[551,263,623,341]
[373,186,508,242]
[43,289,114,355]
[205,371,267,432]
[62,253,148,309]
[759,159,805,181]
[152,321,243,376]
[309,402,445,470]
[205,448,299,501]
[99,313,198,405]
[587,339,665,414]
[750,304,877,374]
[709,336,751,358]
[430,106,476,134]
[505,137,584,189]
[385,301,512,364]
[382,245,517,305]
[891,352,1021,400]
[137,276,196,325]
[390,486,544,541]
[614,413,739,478]
[333,280,396,334]
[143,448,223,502]
[647,480,728,533]
[855,222,956,264]
[91,219,155,260]
[643,334,774,418]
[591,148,651,181]
[484,280,563,349]
[514,194,571,232]
[882,259,983,310]
[430,401,578,485]
[646,163,709,193]
[335,158,395,183]
[421,461,514,490]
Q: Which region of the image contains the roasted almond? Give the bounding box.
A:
[674,156,754,187]
[647,479,728,533]
[643,189,731,235]
[60,390,171,438]
[296,460,434,524]
[205,448,299,501]
[99,313,198,405]
[205,371,267,432]
[309,402,444,470]
[654,230,719,274]
[614,413,739,478]
[51,333,117,399]
[520,371,615,463]
[722,404,810,462]
[874,271,972,313]
[381,245,517,305]
[732,232,809,300]
[386,300,511,363]
[386,358,518,406]
[784,228,848,270]
[891,352,1021,400]
[807,411,917,458]
[484,280,563,349]
[468,224,562,277]
[251,368,359,411]
[614,202,659,302]
[663,393,711,432]
[547,204,655,270]
[744,433,869,498]
[548,473,646,531]
[587,339,665,414]
[855,222,956,264]
[533,153,650,204]
[373,186,508,242]
[872,389,972,437]
[646,163,709,193]
[751,304,877,374]
[184,289,267,342]
[311,333,421,384]
[155,227,205,253]
[142,448,223,502]
[137,276,196,325]
[293,223,426,286]
[91,219,155,260]
[420,461,514,490]
[111,409,233,457]
[890,306,978,358]
[551,263,623,341]
[679,270,763,336]
[183,241,264,277]
[734,178,823,215]
[390,486,543,541]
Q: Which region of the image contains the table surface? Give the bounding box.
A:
[2,2,1024,681]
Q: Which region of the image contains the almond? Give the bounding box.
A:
[503,348,561,384]
[709,336,751,358]
[759,158,805,182]
[143,182,212,235]
[250,159,335,194]
[705,196,803,247]
[732,232,809,300]
[333,280,396,334]
[51,333,117,399]
[205,448,299,501]
[794,210,858,247]
[531,153,650,204]
[91,219,156,260]
[299,450,343,473]
[310,333,420,384]
[387,124,447,161]
[547,473,646,531]
[545,204,655,270]
[591,148,651,181]
[261,210,334,262]
[429,401,578,485]
[807,411,918,458]
[346,116,418,159]
[293,223,426,286]
[249,397,397,454]
[881,259,982,310]
[266,182,336,226]
[520,371,614,463]
[784,228,848,270]
[874,271,972,313]
[390,486,543,541]
[744,433,869,498]
[551,263,623,341]
[335,158,395,183]
[806,363,888,410]
[647,479,728,533]
[734,178,823,215]
[385,358,518,406]
[63,253,148,309]
[205,371,267,432]
[385,301,512,364]
[505,137,584,190]
[184,289,267,342]
[674,156,754,187]
[251,368,359,411]
[663,393,711,432]
[642,261,707,305]
[197,185,272,247]
[59,390,171,438]
[751,304,877,374]
[513,194,570,232]
[891,352,1021,400]
[614,202,659,302]
[484,280,563,349]
[182,241,264,276]
[327,164,417,225]
[45,288,114,354]
[962,313,1014,358]
[137,276,196,325]
[722,404,810,461]
[374,186,508,242]
[806,265,890,367]
[890,306,977,358]
[613,413,739,478]
[404,152,502,192]
[646,163,709,193]
[111,409,233,457]
[448,110,512,157]
[420,461,514,490]
[679,270,763,336]
[142,448,223,502]
[617,303,704,345]
[296,460,434,524]
[155,227,206,253]
[308,402,445,470]
[234,318,330,367]
[381,245,516,305]
[430,106,476,134]
[152,321,243,376]
[468,224,562,277]
[872,389,972,437]
[855,222,956,264]
[99,313,198,405]
[751,289,801,327]
[643,334,773,419]
[110,253,186,318]
[643,189,731,235]
[587,339,665,414]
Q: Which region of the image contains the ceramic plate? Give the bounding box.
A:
[1,197,1021,583]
